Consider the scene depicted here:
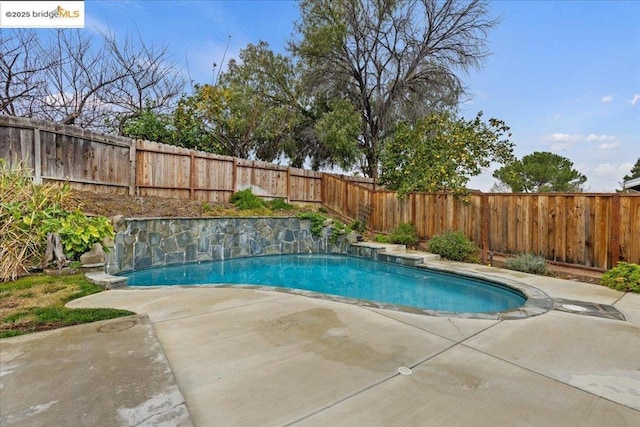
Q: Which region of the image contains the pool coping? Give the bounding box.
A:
[412,261,553,320]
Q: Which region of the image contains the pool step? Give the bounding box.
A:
[84,272,127,289]
[350,242,441,266]
[351,242,407,252]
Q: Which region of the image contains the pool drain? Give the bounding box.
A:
[398,367,413,375]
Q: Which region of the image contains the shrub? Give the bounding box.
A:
[505,253,549,275]
[350,219,367,233]
[296,211,351,243]
[230,188,265,210]
[428,231,479,263]
[374,234,390,243]
[267,198,294,211]
[296,211,327,236]
[0,161,116,280]
[330,220,349,243]
[44,210,114,260]
[388,222,419,248]
[600,262,640,293]
[1,162,66,280]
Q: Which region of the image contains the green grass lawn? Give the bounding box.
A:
[0,273,134,339]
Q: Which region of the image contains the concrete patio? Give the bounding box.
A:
[1,260,639,426]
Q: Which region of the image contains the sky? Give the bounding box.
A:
[83,1,639,191]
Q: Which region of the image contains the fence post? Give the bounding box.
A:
[129,140,137,196]
[610,193,621,268]
[343,179,349,217]
[482,193,490,262]
[232,158,238,194]
[286,167,291,203]
[33,128,42,184]
[411,193,417,227]
[189,153,196,200]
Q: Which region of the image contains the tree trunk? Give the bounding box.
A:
[43,232,68,269]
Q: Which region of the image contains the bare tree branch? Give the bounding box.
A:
[0,30,55,117]
[1,28,184,132]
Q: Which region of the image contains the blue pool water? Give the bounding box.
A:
[122,254,526,313]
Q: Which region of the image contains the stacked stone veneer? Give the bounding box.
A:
[106,217,349,274]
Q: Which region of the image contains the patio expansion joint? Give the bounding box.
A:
[611,291,630,306]
[363,305,503,343]
[284,313,507,426]
[457,341,640,414]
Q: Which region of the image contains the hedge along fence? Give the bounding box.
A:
[2,115,638,270]
[323,179,640,271]
[0,115,373,206]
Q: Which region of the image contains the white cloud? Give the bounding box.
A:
[592,162,633,179]
[631,94,640,106]
[586,134,616,142]
[598,142,620,150]
[601,95,613,103]
[548,133,580,142]
[546,133,580,151]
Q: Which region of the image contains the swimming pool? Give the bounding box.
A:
[121,254,527,314]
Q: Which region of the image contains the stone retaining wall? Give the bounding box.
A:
[106,217,349,274]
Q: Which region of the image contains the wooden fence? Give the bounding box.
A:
[2,115,638,270]
[322,178,640,270]
[0,116,372,205]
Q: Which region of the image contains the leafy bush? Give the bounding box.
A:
[296,211,351,243]
[388,222,419,248]
[350,219,367,233]
[374,234,390,243]
[0,162,115,280]
[1,162,68,280]
[44,211,114,260]
[296,212,327,236]
[267,198,295,211]
[201,201,213,212]
[505,253,549,275]
[600,262,640,293]
[230,188,265,210]
[330,220,349,243]
[428,231,479,263]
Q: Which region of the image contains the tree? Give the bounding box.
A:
[168,42,361,165]
[379,112,514,196]
[620,157,640,192]
[622,157,640,181]
[291,0,498,178]
[493,151,587,193]
[102,31,185,135]
[1,30,54,116]
[218,41,361,168]
[1,28,184,132]
[121,104,175,143]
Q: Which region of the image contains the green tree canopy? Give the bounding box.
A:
[157,42,361,165]
[623,157,640,181]
[291,0,498,178]
[379,112,514,196]
[493,151,587,193]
